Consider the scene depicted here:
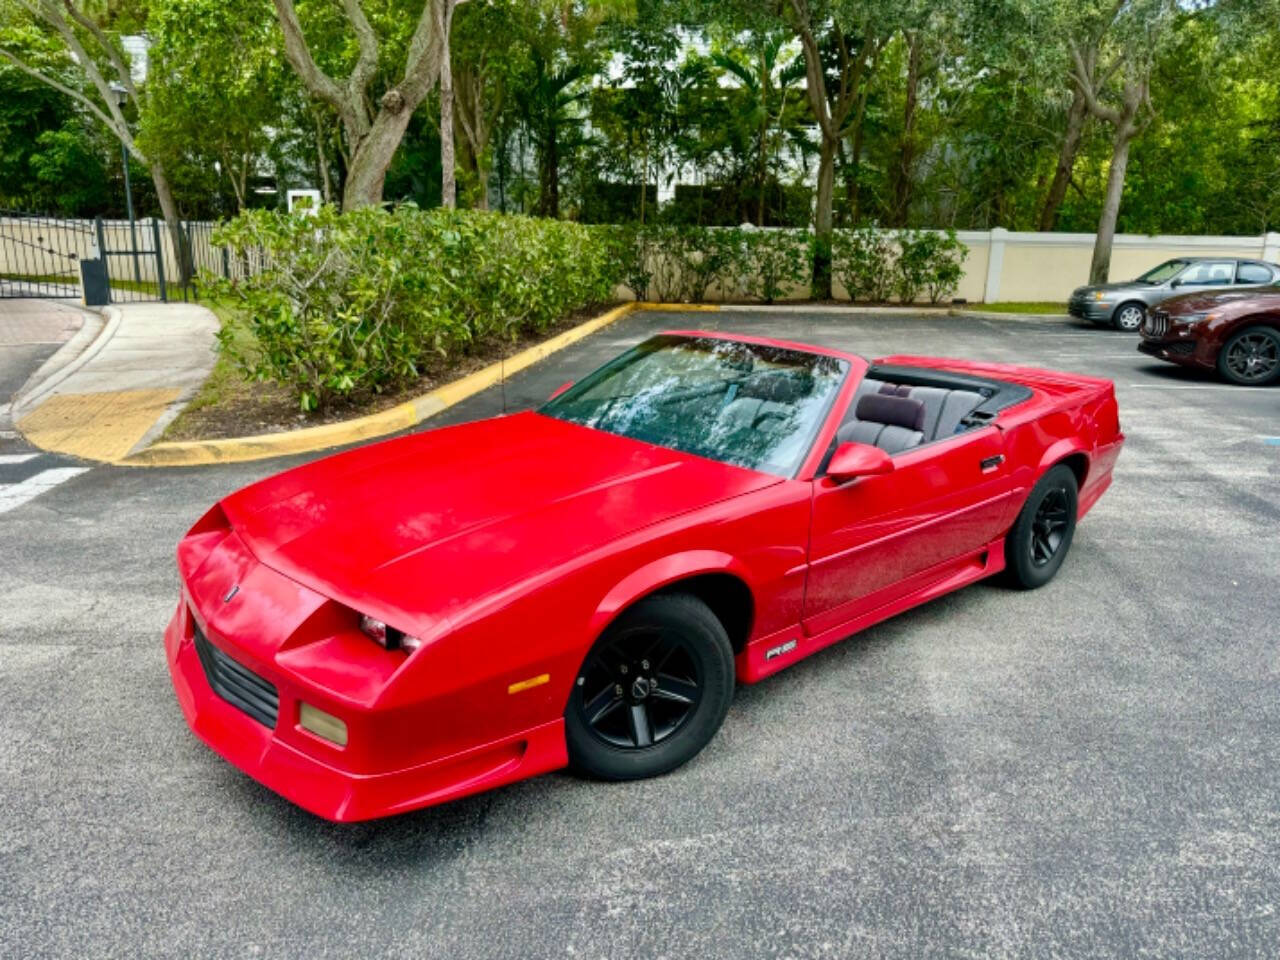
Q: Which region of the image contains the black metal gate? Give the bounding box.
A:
[0,209,211,303]
[0,210,89,299]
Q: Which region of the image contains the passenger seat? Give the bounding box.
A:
[836,393,926,453]
[839,375,987,452]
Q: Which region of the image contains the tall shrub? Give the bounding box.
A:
[209,206,623,410]
[738,229,809,303]
[894,229,967,304]
[832,225,894,302]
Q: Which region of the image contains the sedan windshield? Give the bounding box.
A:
[1137,259,1188,283]
[541,335,849,476]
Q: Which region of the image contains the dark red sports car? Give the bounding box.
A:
[1139,286,1280,385]
[165,332,1124,821]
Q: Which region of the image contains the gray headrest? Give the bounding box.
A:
[855,393,926,432]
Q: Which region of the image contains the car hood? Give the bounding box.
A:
[1160,286,1280,314]
[1074,281,1154,296]
[219,411,778,632]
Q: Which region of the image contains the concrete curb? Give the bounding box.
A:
[716,303,1069,321]
[11,307,116,416]
[949,309,1071,322]
[119,300,697,468]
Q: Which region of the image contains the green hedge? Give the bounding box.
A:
[622,223,966,306]
[209,206,622,410]
[208,207,969,410]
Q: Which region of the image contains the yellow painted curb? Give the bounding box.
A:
[117,300,668,468]
[634,301,721,312]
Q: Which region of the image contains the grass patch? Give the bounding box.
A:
[956,301,1066,314]
[161,297,297,441]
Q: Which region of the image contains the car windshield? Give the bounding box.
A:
[540,335,849,476]
[1137,259,1188,283]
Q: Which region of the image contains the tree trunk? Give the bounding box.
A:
[812,135,836,299]
[539,126,559,218]
[315,114,332,205]
[474,157,490,210]
[149,163,191,284]
[639,141,649,225]
[343,105,416,209]
[439,2,456,209]
[889,32,921,228]
[757,49,768,227]
[1090,122,1135,284]
[1038,83,1088,231]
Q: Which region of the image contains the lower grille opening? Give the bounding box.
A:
[193,622,279,728]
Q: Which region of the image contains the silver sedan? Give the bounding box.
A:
[1068,257,1280,331]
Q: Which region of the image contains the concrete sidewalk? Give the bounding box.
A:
[12,301,218,462]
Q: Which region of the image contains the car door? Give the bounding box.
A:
[802,425,1014,637]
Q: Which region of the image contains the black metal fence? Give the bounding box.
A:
[0,209,254,304]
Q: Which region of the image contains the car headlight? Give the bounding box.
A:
[358,613,423,652]
[1178,312,1215,325]
[1093,291,1110,302]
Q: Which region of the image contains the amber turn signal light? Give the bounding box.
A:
[299,702,348,746]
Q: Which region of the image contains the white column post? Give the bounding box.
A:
[984,227,1007,303]
[1261,231,1280,264]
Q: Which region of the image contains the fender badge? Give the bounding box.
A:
[765,639,798,661]
[222,585,240,603]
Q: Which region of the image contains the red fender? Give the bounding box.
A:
[1036,437,1091,484]
[588,550,753,640]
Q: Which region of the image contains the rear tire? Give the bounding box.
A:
[1004,464,1078,590]
[565,593,734,781]
[1113,301,1146,332]
[1217,326,1280,385]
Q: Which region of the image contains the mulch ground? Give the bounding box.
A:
[161,303,615,442]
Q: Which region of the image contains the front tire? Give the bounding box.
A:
[1004,464,1079,590]
[565,593,734,781]
[1113,301,1146,332]
[1217,326,1280,385]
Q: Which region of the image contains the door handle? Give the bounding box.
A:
[980,454,1005,473]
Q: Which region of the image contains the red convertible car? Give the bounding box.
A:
[165,332,1124,821]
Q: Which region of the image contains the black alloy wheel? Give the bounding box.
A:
[578,626,701,749]
[1218,327,1280,386]
[565,594,734,781]
[1029,487,1071,568]
[1005,464,1079,590]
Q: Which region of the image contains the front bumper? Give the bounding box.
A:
[1068,297,1115,323]
[1137,314,1215,370]
[165,595,567,822]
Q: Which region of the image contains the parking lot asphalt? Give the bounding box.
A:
[2,307,1278,958]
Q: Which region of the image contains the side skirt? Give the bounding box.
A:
[735,535,1008,684]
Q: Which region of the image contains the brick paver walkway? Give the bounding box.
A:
[0,298,84,346]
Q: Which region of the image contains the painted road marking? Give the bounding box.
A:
[0,467,89,515]
[1129,384,1273,391]
[0,454,40,465]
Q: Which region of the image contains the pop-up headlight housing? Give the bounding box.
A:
[358,614,423,653]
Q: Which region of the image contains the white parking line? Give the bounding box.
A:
[1129,383,1273,390]
[0,453,40,465]
[0,468,89,515]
